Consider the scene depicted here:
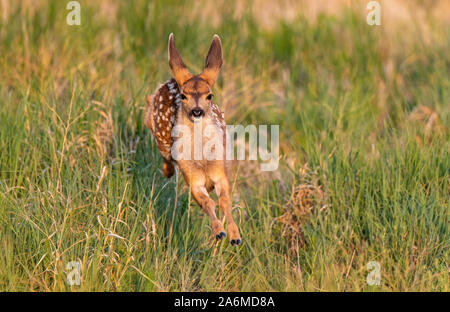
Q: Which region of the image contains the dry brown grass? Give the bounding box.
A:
[279,163,328,251]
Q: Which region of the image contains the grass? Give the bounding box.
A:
[0,0,448,291]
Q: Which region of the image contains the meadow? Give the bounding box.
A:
[0,0,448,291]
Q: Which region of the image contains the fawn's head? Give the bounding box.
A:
[168,33,222,121]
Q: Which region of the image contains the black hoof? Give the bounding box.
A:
[216,232,226,240]
[231,239,242,246]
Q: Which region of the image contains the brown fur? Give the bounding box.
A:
[144,34,241,245]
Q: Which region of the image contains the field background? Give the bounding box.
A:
[0,0,448,291]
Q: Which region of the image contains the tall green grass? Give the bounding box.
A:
[0,0,448,291]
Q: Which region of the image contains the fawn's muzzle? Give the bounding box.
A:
[190,108,205,118]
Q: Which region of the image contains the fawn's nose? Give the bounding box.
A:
[191,108,204,118]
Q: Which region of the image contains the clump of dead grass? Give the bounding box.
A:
[279,163,328,250]
[92,100,115,160]
[408,105,446,144]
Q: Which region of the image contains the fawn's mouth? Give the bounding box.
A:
[189,108,205,120]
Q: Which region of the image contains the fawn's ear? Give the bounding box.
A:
[168,33,193,86]
[199,34,223,87]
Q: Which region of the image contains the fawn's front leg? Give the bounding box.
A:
[182,166,226,241]
[191,184,226,240]
[210,166,241,245]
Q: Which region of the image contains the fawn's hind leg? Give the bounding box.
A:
[163,159,175,178]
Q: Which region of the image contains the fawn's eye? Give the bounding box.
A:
[180,93,187,100]
[206,94,213,100]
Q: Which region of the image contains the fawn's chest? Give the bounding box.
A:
[173,107,226,164]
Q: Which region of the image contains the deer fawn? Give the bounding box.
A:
[145,34,241,245]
